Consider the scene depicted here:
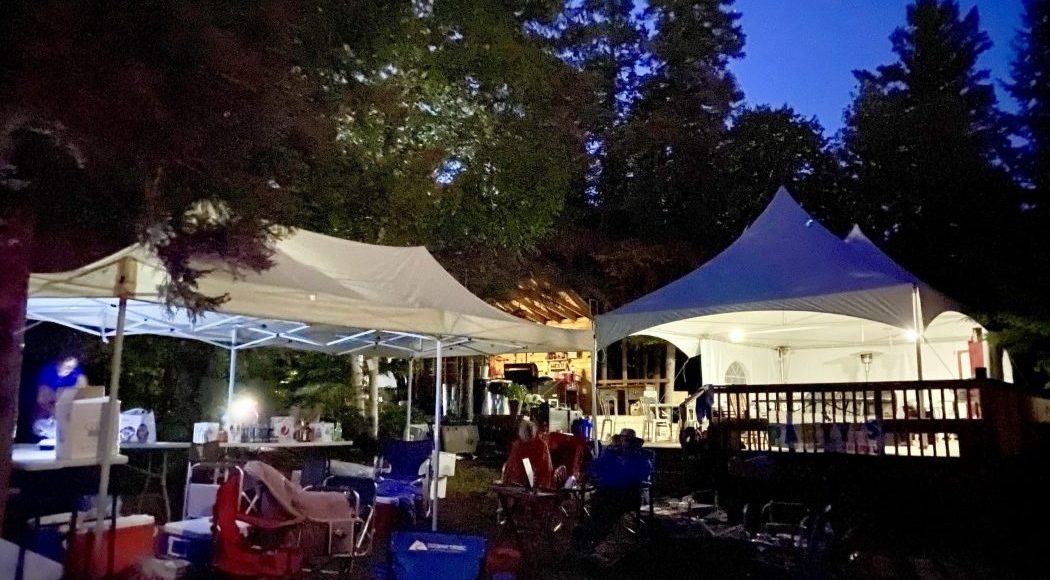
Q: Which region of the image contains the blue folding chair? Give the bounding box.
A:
[376,439,434,483]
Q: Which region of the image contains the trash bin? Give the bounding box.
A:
[389,531,486,580]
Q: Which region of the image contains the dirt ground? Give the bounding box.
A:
[347,459,1041,580]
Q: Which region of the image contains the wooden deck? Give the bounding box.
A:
[701,378,1029,460]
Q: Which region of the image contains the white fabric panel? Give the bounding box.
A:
[690,310,1012,385]
[26,229,589,354]
[699,339,780,385]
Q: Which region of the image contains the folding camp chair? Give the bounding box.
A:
[184,461,245,520]
[308,475,377,574]
[241,461,357,562]
[374,438,433,523]
[375,439,433,484]
[212,469,304,578]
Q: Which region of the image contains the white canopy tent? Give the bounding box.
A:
[594,187,1011,391]
[27,228,589,531]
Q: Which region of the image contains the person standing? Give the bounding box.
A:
[32,353,87,439]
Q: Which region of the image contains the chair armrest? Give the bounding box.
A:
[236,512,305,531]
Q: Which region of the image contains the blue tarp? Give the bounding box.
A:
[596,187,956,350]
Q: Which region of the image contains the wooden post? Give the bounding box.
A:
[621,339,629,386]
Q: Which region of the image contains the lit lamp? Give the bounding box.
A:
[230,395,259,426]
[859,352,874,382]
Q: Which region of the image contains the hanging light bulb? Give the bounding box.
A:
[729,328,745,343]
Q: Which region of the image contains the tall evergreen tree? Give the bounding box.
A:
[843,0,1016,306]
[1001,0,1050,381]
[1009,0,1050,194]
[714,106,846,240]
[600,0,744,245]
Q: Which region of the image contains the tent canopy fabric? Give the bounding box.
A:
[27,229,589,356]
[596,188,958,351]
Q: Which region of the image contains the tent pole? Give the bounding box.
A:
[227,327,238,414]
[404,358,414,440]
[432,338,443,531]
[591,336,599,437]
[93,294,127,537]
[912,285,924,381]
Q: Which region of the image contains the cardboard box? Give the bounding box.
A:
[55,388,118,460]
[119,408,157,444]
[270,416,296,442]
[310,422,334,443]
[191,422,220,444]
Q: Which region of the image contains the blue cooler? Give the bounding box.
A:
[158,517,213,570]
[389,531,486,580]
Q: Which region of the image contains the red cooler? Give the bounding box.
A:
[65,515,157,579]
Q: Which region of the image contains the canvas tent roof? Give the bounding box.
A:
[595,187,960,354]
[27,229,589,357]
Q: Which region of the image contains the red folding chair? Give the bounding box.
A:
[212,470,303,578]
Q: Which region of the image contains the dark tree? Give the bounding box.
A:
[0,1,349,521]
[1009,0,1050,194]
[599,0,744,246]
[1000,0,1050,380]
[842,0,1017,305]
[714,106,846,242]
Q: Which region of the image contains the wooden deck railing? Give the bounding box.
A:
[702,379,1026,460]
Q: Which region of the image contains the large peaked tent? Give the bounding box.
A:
[595,187,1007,386]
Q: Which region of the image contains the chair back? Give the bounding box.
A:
[184,462,241,519]
[545,432,585,481]
[213,469,304,576]
[323,476,377,517]
[300,457,329,488]
[190,441,222,463]
[640,395,658,421]
[379,438,434,482]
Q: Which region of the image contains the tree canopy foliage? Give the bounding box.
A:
[7,2,1050,490]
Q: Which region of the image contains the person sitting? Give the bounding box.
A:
[496,420,554,526]
[573,429,653,552]
[501,419,553,489]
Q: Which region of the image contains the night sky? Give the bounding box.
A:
[731,0,1024,134]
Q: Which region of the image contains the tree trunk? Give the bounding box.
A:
[350,355,364,414]
[0,208,35,525]
[367,356,379,438]
[457,358,465,417]
[988,332,1004,381]
[664,343,676,403]
[466,357,476,422]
